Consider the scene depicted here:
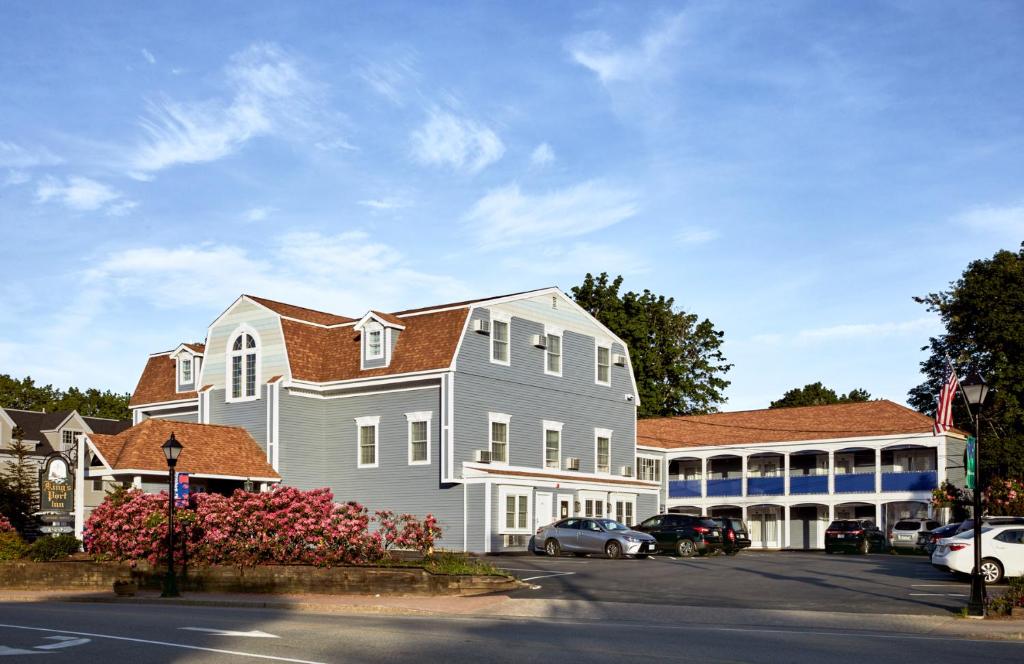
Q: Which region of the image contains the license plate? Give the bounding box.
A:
[837,534,845,539]
[712,530,719,536]
[899,535,913,540]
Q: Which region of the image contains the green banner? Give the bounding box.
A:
[965,435,976,490]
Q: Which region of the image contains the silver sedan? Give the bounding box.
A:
[535,517,657,559]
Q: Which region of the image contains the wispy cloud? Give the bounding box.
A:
[0,140,63,169]
[464,179,639,249]
[530,142,555,167]
[3,170,31,186]
[129,42,340,175]
[752,317,940,346]
[956,201,1024,238]
[410,107,504,174]
[243,206,275,222]
[358,197,411,211]
[675,226,718,245]
[357,56,418,106]
[501,241,650,278]
[141,48,156,65]
[35,175,134,215]
[566,13,686,85]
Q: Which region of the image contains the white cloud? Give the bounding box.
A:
[0,140,63,168]
[243,206,275,222]
[129,42,338,174]
[464,180,639,249]
[752,317,940,346]
[358,197,411,211]
[357,57,418,106]
[566,13,686,85]
[501,241,650,278]
[141,48,156,65]
[35,175,134,214]
[675,227,718,245]
[956,201,1024,237]
[410,108,504,174]
[530,142,555,166]
[3,170,30,186]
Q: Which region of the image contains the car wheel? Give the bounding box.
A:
[544,539,561,557]
[635,554,649,560]
[979,558,1004,584]
[606,540,623,560]
[676,539,697,558]
[859,539,870,555]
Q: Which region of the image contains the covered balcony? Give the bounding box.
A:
[667,458,703,498]
[788,450,829,495]
[833,448,877,493]
[747,453,785,496]
[707,455,743,497]
[881,445,938,491]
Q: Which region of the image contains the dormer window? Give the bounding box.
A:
[366,326,383,360]
[355,312,405,370]
[228,330,259,401]
[180,357,192,384]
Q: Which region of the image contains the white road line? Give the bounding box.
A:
[180,628,279,638]
[911,584,966,588]
[0,624,325,664]
[909,593,967,597]
[36,636,91,650]
[520,571,576,582]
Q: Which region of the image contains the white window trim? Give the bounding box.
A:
[544,327,563,377]
[405,411,432,466]
[363,322,385,364]
[595,427,613,474]
[595,341,612,386]
[636,454,662,482]
[355,415,380,469]
[542,420,563,471]
[610,492,637,525]
[498,485,533,535]
[488,412,511,465]
[489,311,511,367]
[225,324,261,403]
[178,356,193,387]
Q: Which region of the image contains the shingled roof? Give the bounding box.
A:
[637,400,947,449]
[246,295,356,326]
[87,418,279,480]
[130,353,196,407]
[4,409,131,442]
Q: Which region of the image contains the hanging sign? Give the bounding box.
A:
[39,454,74,514]
[965,436,976,490]
[175,472,190,507]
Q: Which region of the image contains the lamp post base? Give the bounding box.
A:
[967,572,986,617]
[161,572,180,598]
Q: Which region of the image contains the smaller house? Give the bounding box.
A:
[0,407,131,470]
[75,418,280,537]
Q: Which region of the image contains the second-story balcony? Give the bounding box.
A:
[668,479,702,498]
[747,476,785,496]
[789,474,829,494]
[707,477,742,496]
[834,472,876,493]
[882,470,938,491]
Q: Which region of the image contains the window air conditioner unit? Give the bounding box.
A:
[621,465,633,477]
[474,449,492,464]
[613,353,627,366]
[473,319,490,334]
[565,457,580,471]
[530,334,546,349]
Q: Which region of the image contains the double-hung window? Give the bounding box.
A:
[489,413,510,464]
[545,331,562,376]
[406,412,431,465]
[637,456,661,482]
[355,416,380,468]
[366,327,383,360]
[229,331,259,401]
[180,357,192,384]
[491,317,510,365]
[499,487,531,534]
[543,421,562,470]
[595,428,612,474]
[596,344,611,385]
[61,430,79,453]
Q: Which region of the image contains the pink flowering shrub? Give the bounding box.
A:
[0,514,14,533]
[984,477,1024,516]
[85,485,442,567]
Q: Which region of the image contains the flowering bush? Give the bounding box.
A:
[84,485,441,567]
[930,480,965,510]
[984,477,1024,516]
[0,514,14,533]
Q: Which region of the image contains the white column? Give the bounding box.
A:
[875,447,882,493]
[701,457,707,498]
[875,501,882,527]
[741,454,749,497]
[784,504,791,549]
[828,451,835,494]
[784,453,791,495]
[132,476,142,489]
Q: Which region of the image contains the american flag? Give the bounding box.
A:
[933,360,959,435]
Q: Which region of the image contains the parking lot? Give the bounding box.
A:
[495,550,971,616]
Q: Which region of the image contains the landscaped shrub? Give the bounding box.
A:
[984,478,1024,516]
[987,577,1024,616]
[0,514,14,533]
[376,510,442,555]
[27,535,81,562]
[83,485,197,566]
[0,531,28,560]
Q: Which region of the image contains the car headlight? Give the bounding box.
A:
[623,536,641,543]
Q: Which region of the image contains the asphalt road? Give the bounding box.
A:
[495,550,971,615]
[0,600,1021,663]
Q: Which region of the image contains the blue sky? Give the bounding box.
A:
[1,1,1021,410]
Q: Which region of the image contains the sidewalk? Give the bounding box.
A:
[2,589,1022,642]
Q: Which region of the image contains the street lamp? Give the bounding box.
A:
[161,433,183,598]
[961,371,989,617]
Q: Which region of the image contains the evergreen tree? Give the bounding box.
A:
[0,427,38,533]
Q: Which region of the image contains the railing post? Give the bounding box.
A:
[784,453,791,496]
[875,447,882,493]
[742,454,749,497]
[701,457,707,498]
[828,451,835,495]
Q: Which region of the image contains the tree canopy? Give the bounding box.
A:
[0,374,130,420]
[769,382,872,409]
[572,273,732,417]
[908,242,1024,480]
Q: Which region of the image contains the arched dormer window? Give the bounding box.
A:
[228,330,259,401]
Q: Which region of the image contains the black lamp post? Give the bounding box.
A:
[961,372,990,618]
[161,433,183,598]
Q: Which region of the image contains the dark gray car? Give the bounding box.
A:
[536,517,657,559]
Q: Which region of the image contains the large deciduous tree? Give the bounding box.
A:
[908,242,1024,480]
[572,273,732,417]
[769,382,872,409]
[0,374,130,420]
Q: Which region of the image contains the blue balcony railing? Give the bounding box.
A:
[707,477,742,497]
[834,472,876,493]
[668,479,702,498]
[882,470,937,492]
[747,476,784,496]
[789,475,829,495]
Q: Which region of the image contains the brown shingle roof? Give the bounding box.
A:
[130,354,197,407]
[184,343,206,354]
[391,288,552,316]
[367,310,406,327]
[475,466,658,488]
[282,307,469,382]
[88,419,280,479]
[637,400,944,449]
[246,295,355,326]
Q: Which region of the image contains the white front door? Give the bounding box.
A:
[557,494,573,520]
[535,492,553,530]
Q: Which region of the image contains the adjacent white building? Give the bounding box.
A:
[636,400,966,550]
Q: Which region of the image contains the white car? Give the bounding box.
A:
[931,524,1024,583]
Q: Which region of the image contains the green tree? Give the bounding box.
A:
[0,375,59,412]
[0,427,38,533]
[908,242,1024,481]
[572,273,732,417]
[769,382,872,409]
[0,374,130,420]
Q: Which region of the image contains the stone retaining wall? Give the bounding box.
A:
[0,561,518,596]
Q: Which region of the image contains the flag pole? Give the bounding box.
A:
[944,353,976,427]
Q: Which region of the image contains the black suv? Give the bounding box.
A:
[633,514,724,557]
[710,516,751,555]
[825,519,885,554]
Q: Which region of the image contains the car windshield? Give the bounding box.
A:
[597,519,629,531]
[827,521,861,531]
[894,520,925,530]
[699,519,719,528]
[727,518,745,531]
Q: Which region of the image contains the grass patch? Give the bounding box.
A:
[373,551,506,576]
